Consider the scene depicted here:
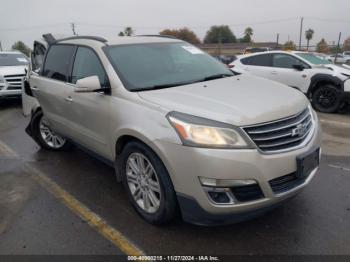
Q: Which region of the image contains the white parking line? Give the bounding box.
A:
[0,139,145,256]
[328,164,350,172]
[0,140,19,159]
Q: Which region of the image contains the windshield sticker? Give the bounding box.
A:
[17,58,28,62]
[182,46,204,55]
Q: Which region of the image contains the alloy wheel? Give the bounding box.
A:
[39,117,66,149]
[126,153,161,214]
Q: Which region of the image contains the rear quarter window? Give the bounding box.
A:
[241,54,271,67]
[42,45,76,82]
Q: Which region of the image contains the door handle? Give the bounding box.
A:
[65,96,73,102]
[271,71,278,75]
[31,86,40,91]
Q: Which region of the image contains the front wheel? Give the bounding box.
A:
[311,85,341,113]
[119,141,178,224]
[31,110,72,151]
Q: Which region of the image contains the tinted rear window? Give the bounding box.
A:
[42,45,75,82]
[241,54,271,66]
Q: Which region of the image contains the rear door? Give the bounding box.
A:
[22,41,47,116]
[239,54,273,78]
[30,44,76,136]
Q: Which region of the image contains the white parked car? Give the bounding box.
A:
[327,54,350,64]
[0,51,29,101]
[230,51,350,113]
[343,51,350,57]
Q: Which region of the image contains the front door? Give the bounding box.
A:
[23,41,47,116]
[65,46,112,159]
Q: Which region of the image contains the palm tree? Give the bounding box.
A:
[244,27,253,37]
[305,29,314,51]
[242,27,253,42]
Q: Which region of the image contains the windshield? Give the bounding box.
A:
[0,53,29,66]
[296,53,330,65]
[104,42,233,91]
[344,52,350,56]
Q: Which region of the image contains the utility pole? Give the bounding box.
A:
[299,17,304,51]
[276,33,280,49]
[218,27,222,57]
[71,22,77,36]
[334,32,342,64]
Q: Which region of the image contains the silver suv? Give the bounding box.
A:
[25,34,321,225]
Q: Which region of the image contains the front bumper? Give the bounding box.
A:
[343,79,350,102]
[154,119,322,225]
[0,87,22,99]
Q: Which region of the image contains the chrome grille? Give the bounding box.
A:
[4,74,25,90]
[243,108,314,153]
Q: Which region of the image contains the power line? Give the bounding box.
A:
[0,23,67,31]
[1,17,349,32]
[77,17,300,30]
[305,17,350,24]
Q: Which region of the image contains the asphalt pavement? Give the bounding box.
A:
[0,100,349,256]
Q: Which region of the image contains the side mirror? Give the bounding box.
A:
[75,75,101,93]
[293,64,305,71]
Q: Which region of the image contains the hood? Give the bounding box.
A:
[138,75,308,126]
[0,65,28,76]
[322,64,350,77]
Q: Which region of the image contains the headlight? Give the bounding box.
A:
[167,112,252,149]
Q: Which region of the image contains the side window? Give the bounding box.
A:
[272,54,308,69]
[42,45,75,82]
[241,54,271,67]
[72,47,109,87]
[32,42,46,71]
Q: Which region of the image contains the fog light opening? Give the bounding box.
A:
[204,187,235,205]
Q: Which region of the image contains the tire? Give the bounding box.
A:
[118,141,178,224]
[31,110,72,151]
[311,84,342,113]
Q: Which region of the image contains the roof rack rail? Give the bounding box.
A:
[136,34,178,40]
[56,35,108,44]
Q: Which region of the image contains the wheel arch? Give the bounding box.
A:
[113,130,174,184]
[307,74,343,98]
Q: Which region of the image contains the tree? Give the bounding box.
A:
[283,40,296,50]
[343,37,350,51]
[305,29,314,51]
[159,28,201,45]
[204,25,237,44]
[241,27,253,43]
[316,38,329,53]
[11,41,31,57]
[118,27,134,36]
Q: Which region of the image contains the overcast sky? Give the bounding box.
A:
[1,0,350,50]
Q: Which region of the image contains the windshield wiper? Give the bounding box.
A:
[131,73,234,92]
[201,73,234,82]
[131,81,196,92]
